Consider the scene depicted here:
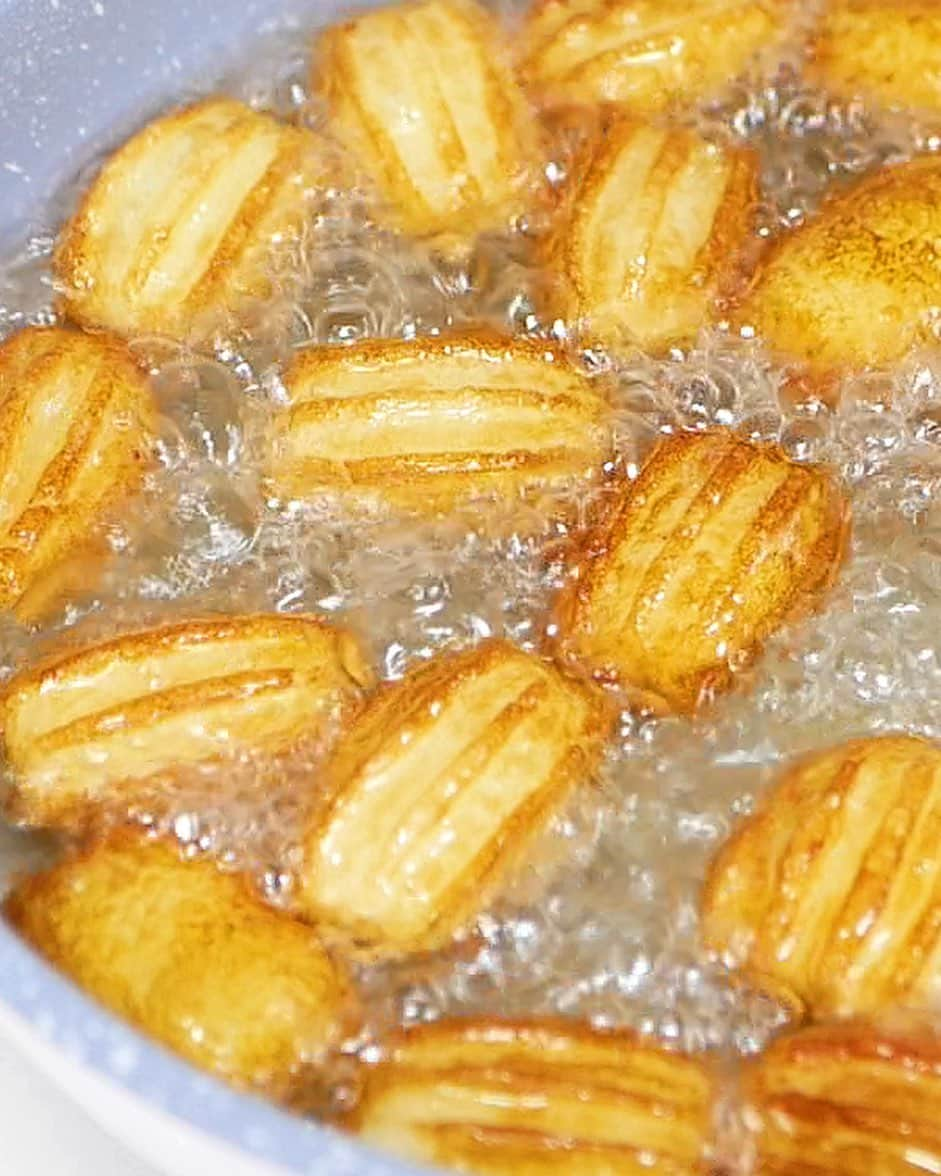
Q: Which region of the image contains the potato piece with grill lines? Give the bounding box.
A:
[553,429,848,714]
[55,97,340,341]
[0,326,154,621]
[5,837,357,1094]
[350,1017,716,1174]
[702,735,941,1018]
[314,0,542,242]
[298,640,612,957]
[1,613,373,830]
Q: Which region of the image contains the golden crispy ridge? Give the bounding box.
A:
[1,612,374,829]
[702,734,941,1018]
[298,639,612,957]
[810,0,941,115]
[6,837,356,1093]
[315,0,542,241]
[0,326,155,620]
[270,330,612,520]
[55,97,338,341]
[736,155,941,380]
[546,117,759,350]
[553,428,848,714]
[742,1014,941,1175]
[351,1016,715,1174]
[521,0,788,114]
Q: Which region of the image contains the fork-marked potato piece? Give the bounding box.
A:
[298,640,612,957]
[546,118,759,350]
[522,0,789,114]
[55,97,339,341]
[737,155,941,381]
[554,429,848,714]
[702,735,941,1018]
[315,0,542,241]
[742,1014,941,1175]
[6,837,357,1093]
[810,0,941,115]
[271,331,612,520]
[351,1017,715,1174]
[0,326,154,621]
[1,613,373,829]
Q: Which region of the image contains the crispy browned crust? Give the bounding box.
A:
[0,612,374,830]
[349,1015,715,1174]
[269,329,613,523]
[552,428,849,715]
[543,115,761,350]
[5,834,358,1094]
[297,639,614,958]
[735,154,941,382]
[0,326,155,620]
[702,734,941,1018]
[54,96,340,341]
[742,1013,941,1175]
[314,0,543,241]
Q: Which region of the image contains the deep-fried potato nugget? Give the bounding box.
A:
[314,0,542,242]
[0,326,154,621]
[742,1013,941,1175]
[553,429,848,714]
[522,0,789,115]
[702,735,941,1018]
[736,155,941,382]
[1,613,373,829]
[546,117,759,350]
[298,640,612,957]
[810,0,941,115]
[270,331,612,520]
[350,1017,716,1174]
[5,837,357,1093]
[55,97,339,341]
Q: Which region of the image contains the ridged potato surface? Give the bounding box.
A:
[55,97,338,340]
[271,331,611,519]
[298,640,611,956]
[703,735,941,1018]
[0,326,154,621]
[351,1017,715,1174]
[6,838,356,1093]
[315,0,541,241]
[547,118,758,349]
[1,613,373,829]
[554,429,848,714]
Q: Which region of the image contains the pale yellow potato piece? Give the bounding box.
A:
[546,117,759,350]
[742,1013,941,1175]
[0,326,155,621]
[522,0,789,114]
[351,1017,715,1174]
[1,613,374,829]
[703,735,941,1019]
[6,837,357,1093]
[270,330,612,521]
[55,97,339,341]
[810,0,941,115]
[736,155,941,382]
[298,640,612,957]
[554,429,848,714]
[315,0,542,241]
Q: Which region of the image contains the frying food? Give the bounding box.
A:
[702,734,941,1018]
[298,640,611,957]
[554,428,848,714]
[6,837,357,1093]
[0,326,154,621]
[1,613,373,829]
[55,97,339,341]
